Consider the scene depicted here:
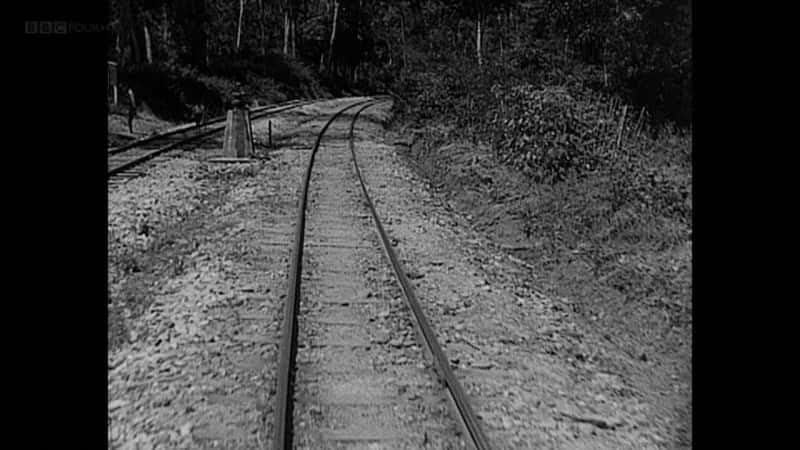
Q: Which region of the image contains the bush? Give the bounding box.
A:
[486,85,615,183]
[461,81,692,261]
[484,83,690,221]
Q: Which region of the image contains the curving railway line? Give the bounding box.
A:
[271,98,491,449]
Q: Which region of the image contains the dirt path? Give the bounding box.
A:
[109,98,677,449]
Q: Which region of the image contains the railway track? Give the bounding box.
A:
[107,99,314,184]
[272,98,491,449]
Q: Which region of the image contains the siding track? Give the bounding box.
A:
[107,99,315,183]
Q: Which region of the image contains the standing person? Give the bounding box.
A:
[127,88,137,134]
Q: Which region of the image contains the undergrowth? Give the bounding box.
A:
[119,52,328,121]
[395,54,693,336]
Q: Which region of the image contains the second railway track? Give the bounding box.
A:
[272,98,491,449]
[107,99,314,184]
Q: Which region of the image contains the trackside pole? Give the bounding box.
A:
[222,92,254,158]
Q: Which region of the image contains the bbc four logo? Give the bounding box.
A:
[25,21,68,35]
[25,21,107,35]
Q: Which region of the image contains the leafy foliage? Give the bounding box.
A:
[487,85,605,183]
[484,82,691,220]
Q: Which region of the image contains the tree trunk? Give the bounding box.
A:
[476,14,483,66]
[120,0,142,66]
[283,9,290,54]
[327,0,339,73]
[283,0,297,57]
[143,23,153,63]
[290,13,296,57]
[236,0,245,52]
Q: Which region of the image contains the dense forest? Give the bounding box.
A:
[109,0,691,128]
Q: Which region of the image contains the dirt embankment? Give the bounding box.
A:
[389,122,692,447]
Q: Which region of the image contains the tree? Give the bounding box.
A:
[327,0,340,72]
[283,0,298,56]
[236,0,246,52]
[113,0,142,67]
[446,0,517,66]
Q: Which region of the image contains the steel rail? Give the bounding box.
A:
[347,103,492,449]
[107,100,317,177]
[107,99,308,155]
[271,97,382,450]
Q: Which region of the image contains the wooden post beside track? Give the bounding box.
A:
[222,93,254,158]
